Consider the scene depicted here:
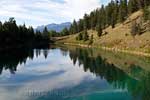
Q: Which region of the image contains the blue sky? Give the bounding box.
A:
[0,0,110,28]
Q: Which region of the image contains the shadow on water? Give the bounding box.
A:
[0,45,150,100]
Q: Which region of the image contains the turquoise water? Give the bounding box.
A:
[0,46,149,100]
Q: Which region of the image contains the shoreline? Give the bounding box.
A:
[57,42,150,57]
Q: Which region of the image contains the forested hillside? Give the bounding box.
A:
[52,0,149,37]
[56,0,150,53]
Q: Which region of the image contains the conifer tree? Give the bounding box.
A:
[69,25,74,34]
[78,19,84,32]
[89,34,93,45]
[90,10,97,29]
[100,5,106,28]
[143,6,150,21]
[83,30,89,41]
[119,0,128,22]
[83,14,90,30]
[128,0,138,14]
[72,20,78,34]
[144,0,150,7]
[96,24,103,37]
[61,27,69,36]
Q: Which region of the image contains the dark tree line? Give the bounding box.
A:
[48,27,70,37]
[54,0,149,37]
[0,18,51,49]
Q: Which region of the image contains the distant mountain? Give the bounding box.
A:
[36,22,71,32]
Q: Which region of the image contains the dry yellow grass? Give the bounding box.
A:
[57,10,150,53]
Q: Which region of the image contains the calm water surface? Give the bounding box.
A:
[0,45,150,100]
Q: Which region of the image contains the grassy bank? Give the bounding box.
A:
[55,10,150,57]
[55,42,150,57]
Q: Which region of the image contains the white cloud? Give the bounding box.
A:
[0,0,101,27]
[58,0,101,21]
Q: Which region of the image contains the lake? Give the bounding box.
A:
[0,45,150,100]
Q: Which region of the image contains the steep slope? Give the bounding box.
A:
[57,10,150,53]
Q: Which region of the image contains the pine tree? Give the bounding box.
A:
[119,0,128,22]
[78,19,84,32]
[143,6,150,21]
[83,14,90,30]
[72,20,78,34]
[136,0,145,8]
[76,33,83,40]
[69,25,74,34]
[96,24,103,37]
[67,0,150,37]
[89,34,93,45]
[106,3,112,26]
[111,0,118,28]
[144,0,150,7]
[61,27,69,36]
[83,30,89,41]
[0,18,50,47]
[128,0,138,14]
[90,10,97,29]
[0,21,2,33]
[99,5,106,29]
[42,27,49,42]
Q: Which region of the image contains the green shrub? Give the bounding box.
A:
[76,30,89,41]
[144,6,150,21]
[89,35,93,45]
[76,33,83,40]
[83,30,89,41]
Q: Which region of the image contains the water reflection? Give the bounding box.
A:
[59,46,150,100]
[0,47,49,75]
[0,46,150,100]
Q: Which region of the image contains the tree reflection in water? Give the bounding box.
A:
[60,47,150,100]
[0,46,49,75]
[0,46,150,100]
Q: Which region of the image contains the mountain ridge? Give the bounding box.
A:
[36,22,71,32]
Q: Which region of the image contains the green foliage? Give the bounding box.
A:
[61,28,69,36]
[96,24,103,37]
[78,19,84,32]
[83,14,90,30]
[128,0,138,14]
[0,18,50,48]
[43,27,49,38]
[98,5,106,29]
[72,20,78,34]
[143,6,150,21]
[76,33,83,41]
[49,30,58,37]
[119,0,128,22]
[144,0,150,7]
[76,30,89,41]
[83,30,89,41]
[90,11,97,29]
[59,0,150,38]
[48,27,70,37]
[89,35,94,45]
